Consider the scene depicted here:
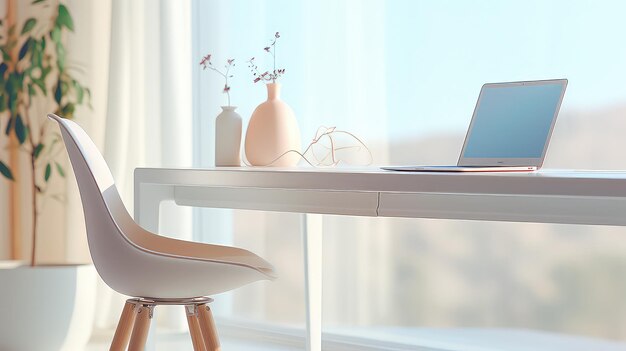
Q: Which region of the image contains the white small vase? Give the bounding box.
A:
[215,106,242,166]
[245,83,301,166]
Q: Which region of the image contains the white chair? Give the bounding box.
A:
[49,113,275,351]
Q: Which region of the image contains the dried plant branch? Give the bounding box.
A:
[248,32,285,84]
[200,55,235,106]
[243,126,373,167]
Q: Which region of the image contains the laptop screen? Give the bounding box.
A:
[460,81,565,161]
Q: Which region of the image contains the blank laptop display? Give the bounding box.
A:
[382,79,568,172]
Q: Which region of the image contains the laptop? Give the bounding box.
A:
[382,79,568,172]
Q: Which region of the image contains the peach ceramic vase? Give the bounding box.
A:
[245,83,301,166]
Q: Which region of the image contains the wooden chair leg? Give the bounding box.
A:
[186,305,207,351]
[128,304,154,351]
[109,301,138,351]
[197,304,221,351]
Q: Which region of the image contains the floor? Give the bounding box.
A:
[86,339,298,351]
[85,340,302,351]
[85,330,300,351]
[85,326,626,351]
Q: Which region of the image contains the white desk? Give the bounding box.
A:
[134,167,626,350]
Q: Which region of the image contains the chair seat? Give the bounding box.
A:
[126,233,276,299]
[87,182,276,298]
[92,197,276,298]
[129,227,276,278]
[123,253,271,299]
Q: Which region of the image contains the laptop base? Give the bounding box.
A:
[381,165,537,172]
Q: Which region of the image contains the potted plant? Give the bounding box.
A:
[0,1,96,350]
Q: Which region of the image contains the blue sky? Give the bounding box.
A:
[385,0,626,136]
[197,0,626,139]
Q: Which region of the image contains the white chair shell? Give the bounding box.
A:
[49,113,275,299]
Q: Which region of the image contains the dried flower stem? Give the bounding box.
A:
[243,126,372,167]
[269,36,277,82]
[248,32,285,84]
[200,55,235,106]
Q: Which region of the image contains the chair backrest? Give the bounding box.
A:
[48,114,138,229]
[48,114,146,288]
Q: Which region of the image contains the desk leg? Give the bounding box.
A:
[134,183,175,233]
[302,213,323,351]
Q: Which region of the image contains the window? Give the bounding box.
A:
[192,0,626,348]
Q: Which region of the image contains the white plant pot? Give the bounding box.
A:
[0,262,97,351]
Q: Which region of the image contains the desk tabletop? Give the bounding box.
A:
[135,167,626,197]
[135,167,626,225]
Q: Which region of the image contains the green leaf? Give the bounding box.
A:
[1,49,10,62]
[55,162,65,177]
[85,87,92,108]
[18,38,32,61]
[21,18,37,34]
[30,39,43,67]
[32,79,46,96]
[74,81,84,104]
[50,26,61,44]
[6,76,18,113]
[61,103,75,118]
[33,143,44,159]
[4,116,11,135]
[32,0,46,4]
[0,160,14,181]
[56,43,65,71]
[47,136,60,155]
[44,163,51,182]
[16,72,24,89]
[28,83,36,97]
[0,62,7,77]
[41,66,52,79]
[0,96,7,113]
[60,80,69,94]
[8,99,17,115]
[47,138,59,154]
[15,114,26,144]
[56,5,74,32]
[54,79,62,104]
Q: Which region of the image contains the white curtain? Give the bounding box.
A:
[64,0,112,265]
[105,0,192,207]
[96,0,194,329]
